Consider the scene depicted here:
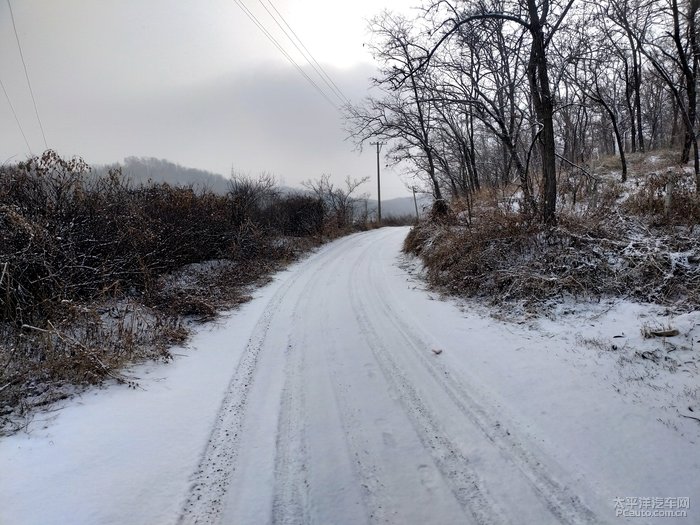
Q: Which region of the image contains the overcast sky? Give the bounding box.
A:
[0,0,418,198]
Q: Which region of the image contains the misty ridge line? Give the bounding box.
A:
[91,156,429,217]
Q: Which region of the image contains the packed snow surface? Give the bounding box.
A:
[1,228,698,524]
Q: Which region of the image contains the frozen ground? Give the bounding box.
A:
[0,227,698,524]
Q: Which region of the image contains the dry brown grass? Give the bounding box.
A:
[1,300,187,433]
[404,162,700,313]
[623,167,700,225]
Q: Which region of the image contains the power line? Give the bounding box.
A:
[235,0,338,110]
[260,0,350,105]
[0,76,33,155]
[266,0,349,104]
[233,0,339,111]
[7,0,47,150]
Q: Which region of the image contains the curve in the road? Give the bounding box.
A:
[177,228,611,525]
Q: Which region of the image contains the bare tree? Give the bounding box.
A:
[632,0,700,188]
[568,21,630,180]
[302,174,370,228]
[433,8,538,215]
[345,0,696,225]
[604,0,647,153]
[346,13,450,214]
[404,0,575,223]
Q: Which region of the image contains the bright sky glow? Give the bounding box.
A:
[0,0,418,198]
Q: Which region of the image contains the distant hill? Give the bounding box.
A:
[93,157,232,194]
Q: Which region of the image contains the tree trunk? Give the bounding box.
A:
[671,97,680,148]
[527,0,557,225]
[467,112,480,191]
[624,75,637,153]
[629,39,645,152]
[605,105,627,182]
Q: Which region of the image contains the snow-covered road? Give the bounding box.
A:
[2,228,698,524]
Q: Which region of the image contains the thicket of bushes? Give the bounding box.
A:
[0,151,330,324]
[0,151,335,430]
[404,164,700,312]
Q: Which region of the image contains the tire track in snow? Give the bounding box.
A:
[271,235,382,525]
[376,297,601,524]
[323,347,395,525]
[269,271,322,525]
[270,335,309,525]
[357,236,605,525]
[177,278,298,524]
[178,236,358,525]
[178,228,607,524]
[347,246,508,525]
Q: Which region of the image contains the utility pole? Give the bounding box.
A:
[412,186,419,221]
[370,141,384,224]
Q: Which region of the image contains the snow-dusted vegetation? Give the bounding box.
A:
[405,157,700,311]
[339,0,700,366]
[347,0,700,466]
[3,0,700,521]
[0,151,374,433]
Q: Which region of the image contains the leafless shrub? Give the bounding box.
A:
[403,220,439,255]
[405,189,700,312]
[380,214,416,226]
[227,172,278,227]
[302,174,370,232]
[0,299,186,433]
[624,168,700,225]
[557,172,623,220]
[0,152,333,431]
[270,194,325,236]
